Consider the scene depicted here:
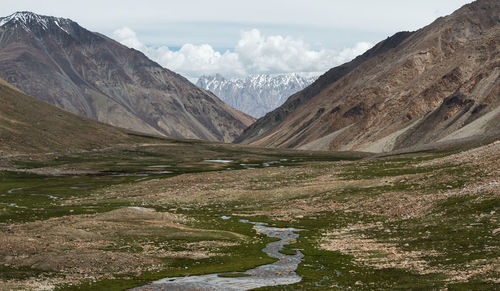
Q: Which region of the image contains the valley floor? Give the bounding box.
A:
[0,140,498,290]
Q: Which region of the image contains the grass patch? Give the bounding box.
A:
[57,209,279,290]
[254,212,447,290]
[359,194,499,287]
[0,171,142,223]
[0,265,56,281]
[6,146,497,290]
[58,242,275,291]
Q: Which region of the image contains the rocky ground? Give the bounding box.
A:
[0,141,498,289]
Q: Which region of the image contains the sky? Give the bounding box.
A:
[0,0,473,80]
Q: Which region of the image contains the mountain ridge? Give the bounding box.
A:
[0,77,150,154]
[197,73,317,118]
[234,31,415,144]
[236,0,500,152]
[0,11,254,143]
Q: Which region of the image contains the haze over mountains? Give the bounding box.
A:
[237,0,499,152]
[197,73,317,118]
[0,12,254,143]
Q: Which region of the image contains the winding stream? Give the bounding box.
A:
[132,219,304,290]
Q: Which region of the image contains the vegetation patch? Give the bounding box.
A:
[1,141,498,290]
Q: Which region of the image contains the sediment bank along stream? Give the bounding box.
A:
[133,218,304,290]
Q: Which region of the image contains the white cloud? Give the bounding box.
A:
[148,44,245,78]
[112,27,147,52]
[334,42,374,64]
[113,27,372,79]
[234,29,372,75]
[3,1,472,52]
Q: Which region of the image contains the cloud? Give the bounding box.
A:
[112,27,147,52]
[234,29,372,75]
[113,27,372,79]
[148,44,246,78]
[333,42,374,64]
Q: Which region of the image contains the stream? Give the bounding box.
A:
[132,219,304,290]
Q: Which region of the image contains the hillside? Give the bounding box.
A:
[0,12,254,143]
[0,78,150,154]
[236,0,500,152]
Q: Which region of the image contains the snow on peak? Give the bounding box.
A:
[0,11,72,33]
[1,12,46,27]
[197,73,318,118]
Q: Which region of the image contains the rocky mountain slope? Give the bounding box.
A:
[197,74,317,118]
[0,12,254,142]
[0,78,149,154]
[236,0,499,152]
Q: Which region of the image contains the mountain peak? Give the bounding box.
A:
[1,11,45,26]
[0,11,254,143]
[0,11,72,33]
[197,73,318,118]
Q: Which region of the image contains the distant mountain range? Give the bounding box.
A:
[236,0,500,152]
[197,74,317,118]
[1,0,498,153]
[0,12,254,142]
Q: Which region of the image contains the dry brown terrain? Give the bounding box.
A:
[238,0,500,152]
[1,140,497,289]
[0,12,254,142]
[1,208,244,290]
[0,77,157,155]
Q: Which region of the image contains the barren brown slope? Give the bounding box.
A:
[234,31,414,144]
[236,0,500,152]
[0,12,254,143]
[0,78,151,154]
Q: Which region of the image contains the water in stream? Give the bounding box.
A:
[132,219,304,290]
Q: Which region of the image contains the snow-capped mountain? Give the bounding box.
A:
[0,11,72,33]
[197,73,318,118]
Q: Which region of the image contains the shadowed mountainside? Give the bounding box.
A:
[236,0,499,152]
[0,78,154,154]
[0,12,254,143]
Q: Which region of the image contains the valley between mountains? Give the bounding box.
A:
[0,134,498,290]
[0,0,499,290]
